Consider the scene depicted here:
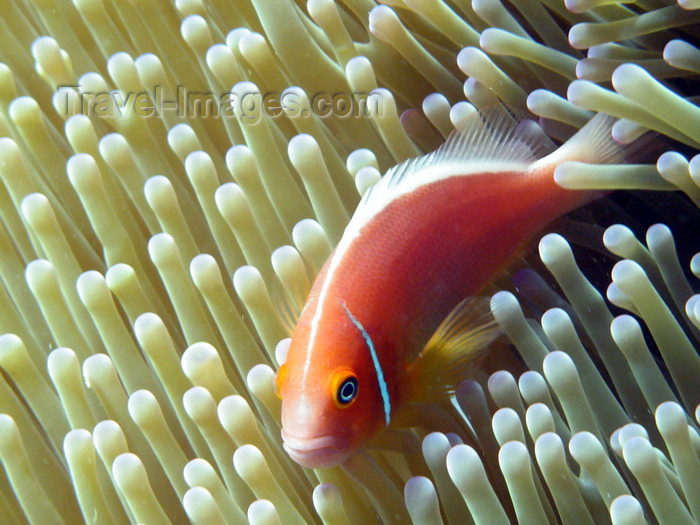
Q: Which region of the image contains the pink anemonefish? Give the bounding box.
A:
[276,107,626,469]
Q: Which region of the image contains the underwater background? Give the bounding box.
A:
[0,0,698,524]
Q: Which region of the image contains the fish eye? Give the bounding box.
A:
[331,370,358,408]
[337,377,358,404]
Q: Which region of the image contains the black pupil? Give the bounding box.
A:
[337,377,357,404]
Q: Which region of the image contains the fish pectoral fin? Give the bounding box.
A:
[405,296,501,405]
[269,276,306,337]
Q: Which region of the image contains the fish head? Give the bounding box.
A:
[276,301,392,469]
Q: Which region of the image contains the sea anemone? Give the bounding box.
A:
[0,0,697,524]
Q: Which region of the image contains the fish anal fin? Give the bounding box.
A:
[404,296,501,405]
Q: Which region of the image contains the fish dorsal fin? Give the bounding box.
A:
[438,105,556,166]
[404,296,501,405]
[354,106,556,225]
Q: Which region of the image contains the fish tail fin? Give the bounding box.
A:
[538,113,624,170]
[559,112,625,165]
[533,112,627,210]
[404,296,501,405]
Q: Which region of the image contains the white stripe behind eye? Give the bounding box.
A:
[341,304,391,426]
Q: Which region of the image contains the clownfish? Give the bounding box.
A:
[275,108,625,468]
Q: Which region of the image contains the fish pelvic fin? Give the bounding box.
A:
[404,296,501,405]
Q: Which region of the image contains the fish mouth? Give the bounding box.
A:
[281,429,352,469]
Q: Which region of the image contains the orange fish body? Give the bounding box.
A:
[277,110,623,468]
